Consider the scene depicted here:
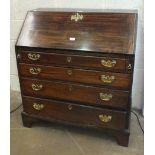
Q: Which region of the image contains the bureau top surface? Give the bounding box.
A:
[16,8,137,55]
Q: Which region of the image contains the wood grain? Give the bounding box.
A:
[18,51,127,73]
[19,63,132,90]
[16,10,137,54]
[21,78,129,109]
[22,96,127,130]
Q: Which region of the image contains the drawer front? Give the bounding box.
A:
[21,78,129,109]
[23,96,127,130]
[19,63,131,89]
[18,51,127,72]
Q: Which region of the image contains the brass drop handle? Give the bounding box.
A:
[101,60,116,68]
[68,104,73,110]
[28,53,40,61]
[71,13,83,22]
[29,67,41,75]
[32,83,43,91]
[99,115,112,123]
[99,93,112,101]
[66,56,72,63]
[100,75,115,83]
[33,103,45,111]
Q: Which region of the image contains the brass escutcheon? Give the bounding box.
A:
[68,85,73,92]
[99,115,112,123]
[67,69,72,75]
[68,104,73,110]
[71,13,83,22]
[66,56,72,63]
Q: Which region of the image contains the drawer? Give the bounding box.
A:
[21,78,129,109]
[19,63,131,89]
[17,51,127,72]
[23,96,127,130]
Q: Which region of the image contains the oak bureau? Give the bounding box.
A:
[15,8,137,146]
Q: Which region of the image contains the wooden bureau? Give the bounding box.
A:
[15,8,137,146]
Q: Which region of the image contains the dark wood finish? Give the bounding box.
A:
[21,111,38,128]
[18,51,127,73]
[21,78,129,109]
[19,63,131,89]
[113,130,130,147]
[16,9,137,54]
[22,96,127,130]
[15,9,137,146]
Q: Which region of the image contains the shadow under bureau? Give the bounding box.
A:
[15,8,137,146]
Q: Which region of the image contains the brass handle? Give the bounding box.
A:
[66,57,72,63]
[67,70,72,75]
[71,13,83,22]
[32,83,43,91]
[33,103,44,111]
[101,60,116,68]
[99,93,112,101]
[68,104,73,110]
[29,67,41,75]
[28,53,40,61]
[99,115,112,123]
[100,75,115,83]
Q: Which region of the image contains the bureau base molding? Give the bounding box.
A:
[21,112,130,147]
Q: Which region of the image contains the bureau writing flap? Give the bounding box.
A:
[16,8,137,55]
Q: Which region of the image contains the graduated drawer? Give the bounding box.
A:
[21,78,129,109]
[23,96,127,130]
[17,51,128,72]
[19,63,131,90]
